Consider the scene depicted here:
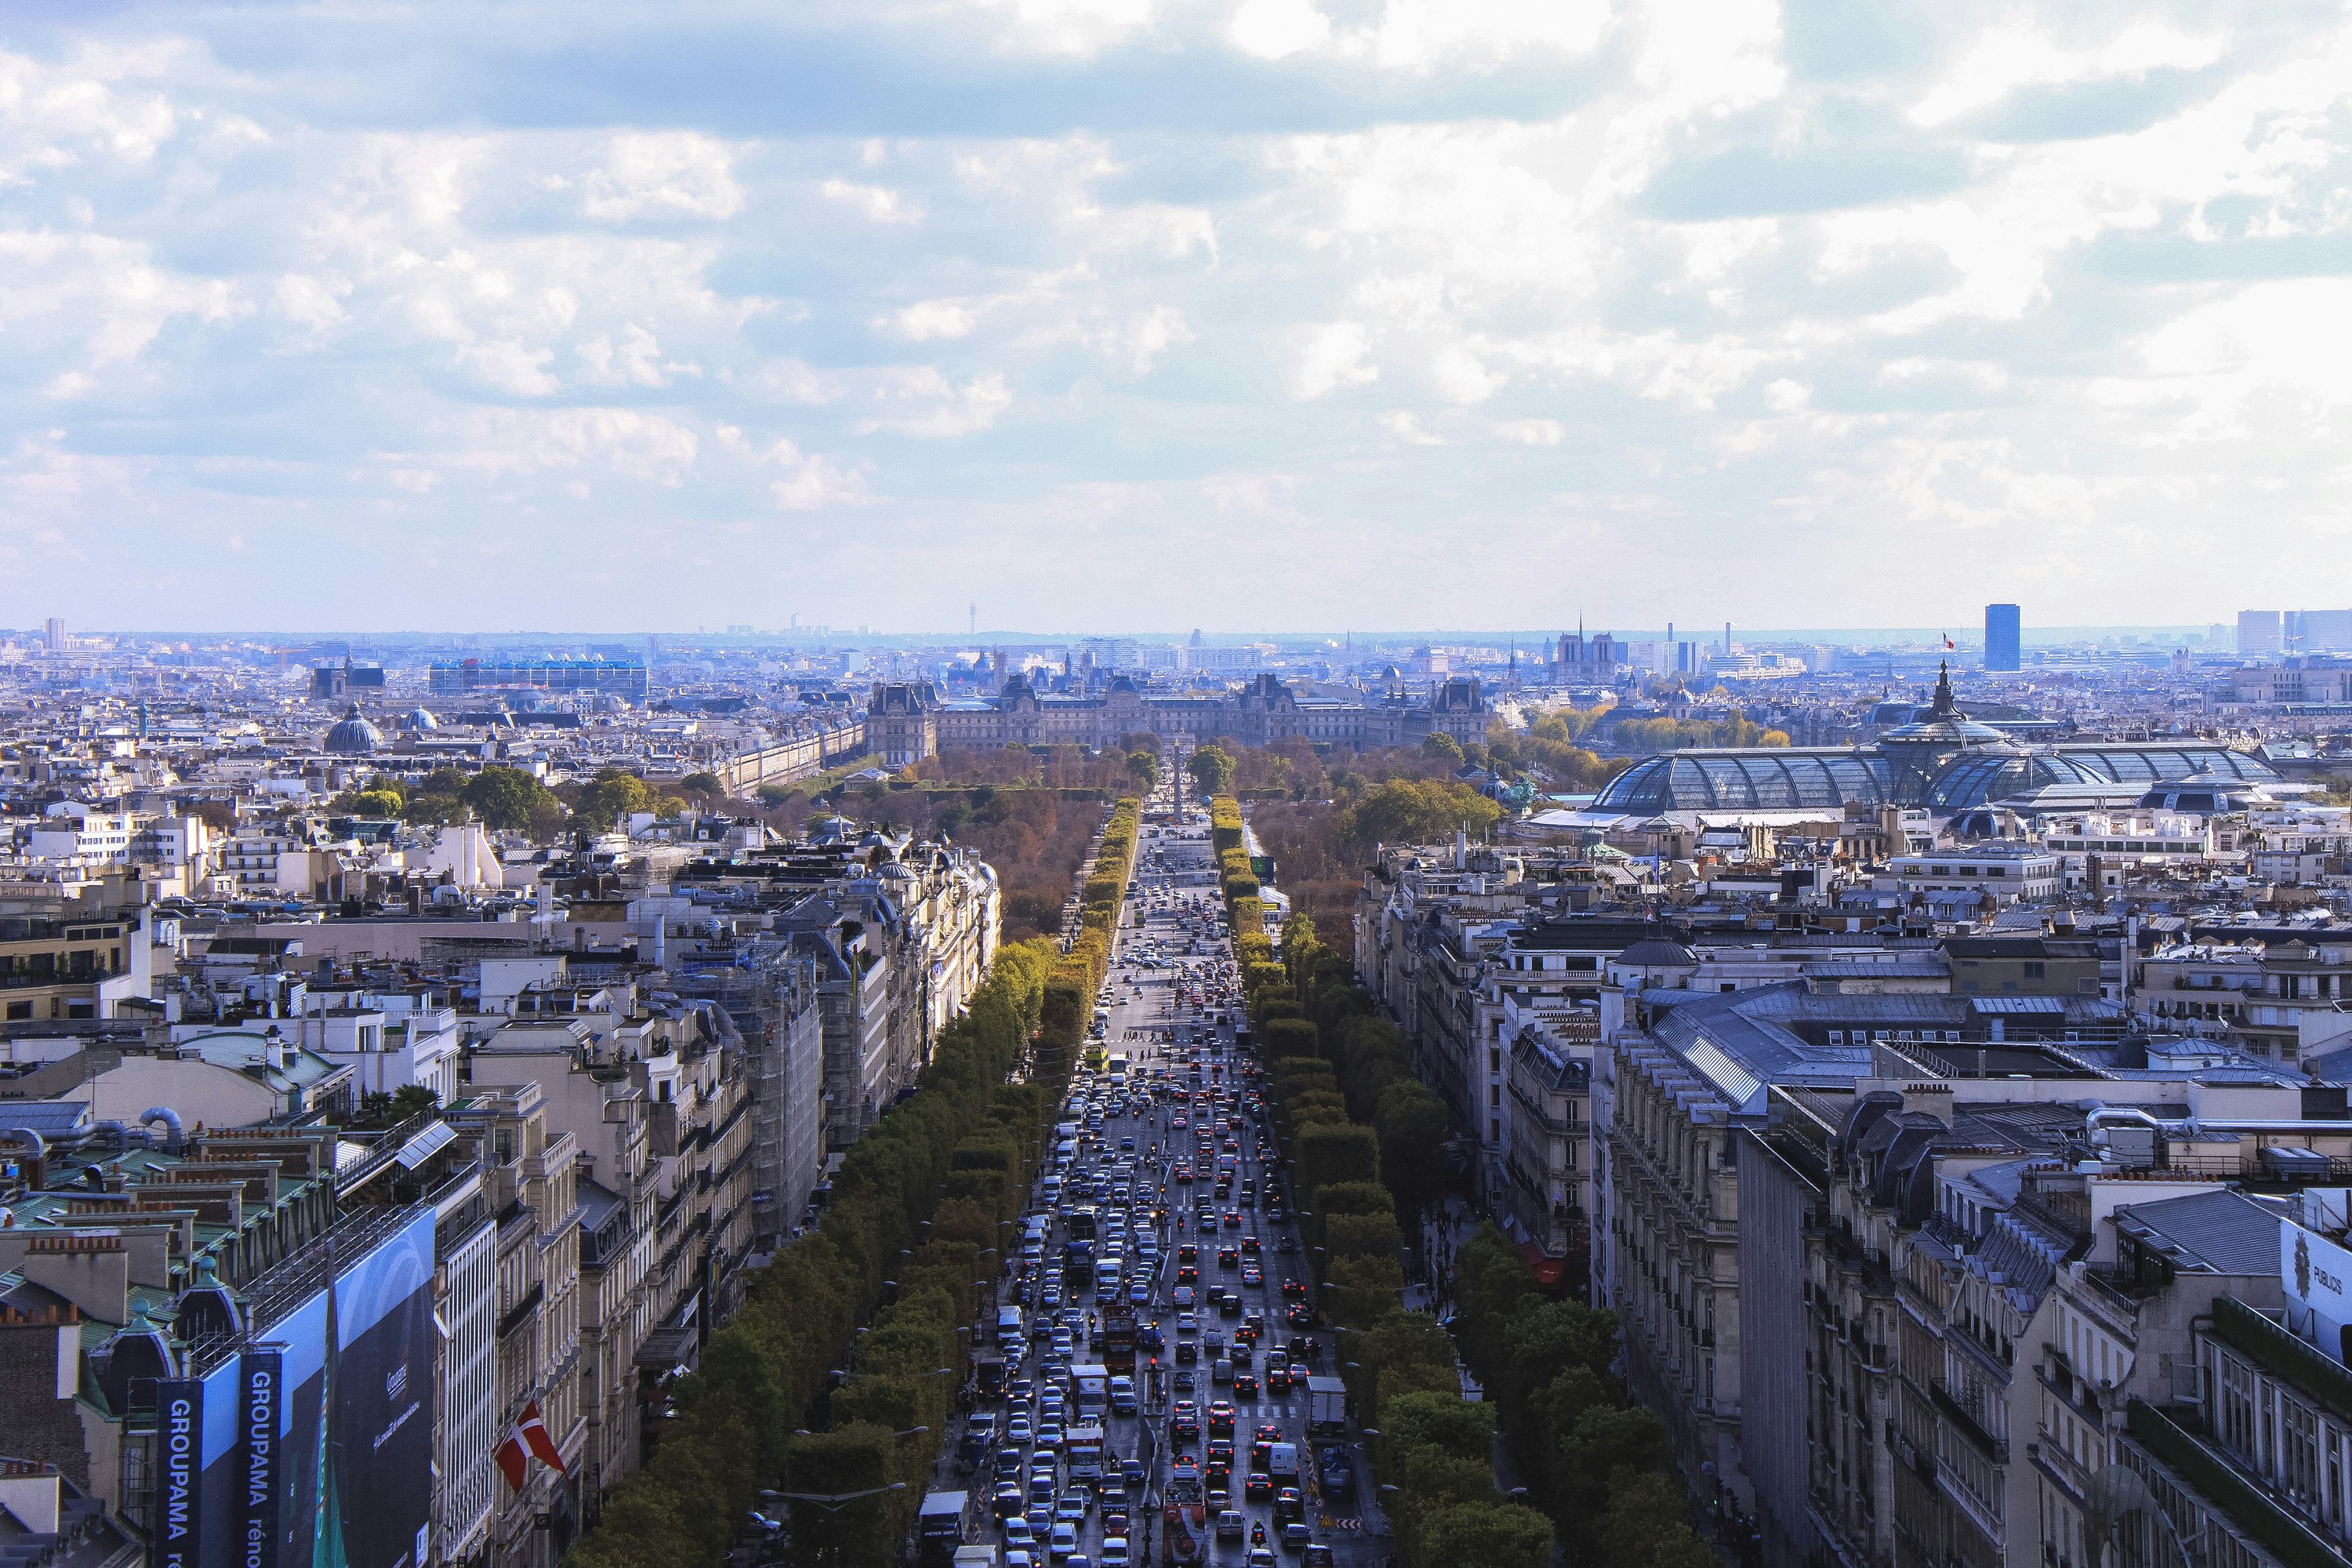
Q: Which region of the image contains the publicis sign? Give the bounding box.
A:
[154,1377,205,1568]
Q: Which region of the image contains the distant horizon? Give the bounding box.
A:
[9,621,2245,648]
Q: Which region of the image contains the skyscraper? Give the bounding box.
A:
[1984,603,2020,672]
[2238,611,2284,655]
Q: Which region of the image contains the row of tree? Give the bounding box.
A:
[1450,1231,1716,1568]
[332,764,710,835]
[562,936,1058,1568]
[1211,800,1553,1568]
[1242,808,1722,1568]
[564,797,1144,1568]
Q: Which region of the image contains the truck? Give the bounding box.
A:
[917,1490,974,1568]
[1064,1423,1109,1490]
[952,1547,1000,1568]
[995,1306,1024,1353]
[1069,1363,1110,1420]
[1304,1376,1347,1437]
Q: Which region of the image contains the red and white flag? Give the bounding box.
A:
[1943,634,1956,651]
[496,1400,568,1490]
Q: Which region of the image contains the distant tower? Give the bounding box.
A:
[44,616,65,653]
[1984,604,2021,672]
[970,603,977,637]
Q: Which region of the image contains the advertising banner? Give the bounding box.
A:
[262,1208,441,1568]
[153,1377,205,1568]
[241,1347,285,1568]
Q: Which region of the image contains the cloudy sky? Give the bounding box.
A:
[7,0,2352,634]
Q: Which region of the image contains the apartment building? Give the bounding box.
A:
[445,1084,587,1566]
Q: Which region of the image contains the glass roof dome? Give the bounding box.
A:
[1592,750,1893,812]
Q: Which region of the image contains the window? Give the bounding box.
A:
[2024,963,2045,980]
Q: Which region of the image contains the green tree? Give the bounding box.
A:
[1560,1404,1670,1522]
[1126,750,1160,791]
[459,766,561,832]
[1189,745,1235,797]
[1422,731,1465,763]
[1334,779,1501,858]
[680,770,724,797]
[576,767,660,829]
[1599,1467,1715,1568]
[1413,1501,1554,1568]
[347,1083,440,1128]
[1377,1079,1452,1223]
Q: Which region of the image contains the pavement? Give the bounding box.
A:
[935,775,1390,1568]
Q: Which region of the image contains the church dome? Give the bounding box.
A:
[322,703,383,756]
[407,706,440,731]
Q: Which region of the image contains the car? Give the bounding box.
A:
[1234,1372,1259,1399]
[1171,1286,1196,1308]
[1003,1519,1037,1549]
[1218,1247,1240,1269]
[1207,1401,1236,1436]
[1265,1365,1290,1394]
[1027,1501,1056,1534]
[1254,1424,1283,1446]
[1216,1511,1247,1542]
[1276,1234,1298,1254]
[1224,1211,1243,1230]
[1036,1422,1065,1449]
[1304,1545,1335,1568]
[994,1484,1026,1519]
[1279,1278,1308,1299]
[1100,1537,1131,1567]
[1287,1302,1315,1327]
[1212,1357,1233,1385]
[1170,1403,1200,1440]
[1247,1548,1277,1568]
[1176,1265,1200,1286]
[1244,1470,1273,1500]
[1280,1523,1313,1552]
[1005,1414,1035,1445]
[1056,1493,1089,1524]
[1274,1488,1304,1522]
[1049,1522,1080,1562]
[1241,1265,1264,1287]
[1241,1235,1261,1257]
[1220,1292,1243,1319]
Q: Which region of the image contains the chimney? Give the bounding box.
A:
[5,1232,125,1324]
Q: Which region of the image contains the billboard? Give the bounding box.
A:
[253,1207,440,1568]
[151,1352,246,1568]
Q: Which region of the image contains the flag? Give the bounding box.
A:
[496,1401,568,1491]
[1943,635,1955,651]
[495,1428,528,1492]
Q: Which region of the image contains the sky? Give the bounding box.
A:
[6,0,2352,635]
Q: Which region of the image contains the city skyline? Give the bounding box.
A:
[9,3,2352,630]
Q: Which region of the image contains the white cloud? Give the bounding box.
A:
[1911,23,2227,128]
[1290,321,1377,399]
[881,300,980,340]
[13,2,2352,627]
[853,371,1013,437]
[822,178,921,224]
[583,132,745,220]
[1229,0,1330,61]
[767,439,873,510]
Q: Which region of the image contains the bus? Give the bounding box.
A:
[1103,1312,1137,1374]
